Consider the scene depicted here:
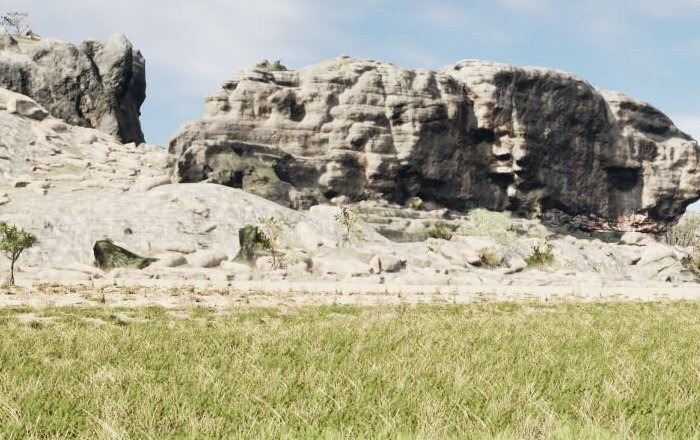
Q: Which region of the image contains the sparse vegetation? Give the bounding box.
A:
[457,208,516,244]
[408,196,423,210]
[1,12,29,36]
[526,241,555,267]
[425,220,453,240]
[257,216,288,269]
[480,247,504,268]
[681,249,700,276]
[665,213,700,248]
[2,303,700,438]
[0,221,37,286]
[255,59,288,72]
[334,205,364,247]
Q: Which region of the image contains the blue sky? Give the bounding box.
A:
[3,0,700,145]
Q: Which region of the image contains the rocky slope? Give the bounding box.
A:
[170,57,700,232]
[0,30,145,143]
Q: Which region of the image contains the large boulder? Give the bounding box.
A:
[0,30,145,143]
[170,57,700,232]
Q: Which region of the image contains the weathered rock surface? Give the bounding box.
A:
[0,30,145,143]
[170,57,700,231]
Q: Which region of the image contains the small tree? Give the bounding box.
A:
[1,12,29,36]
[0,221,37,286]
[258,216,288,269]
[334,205,364,247]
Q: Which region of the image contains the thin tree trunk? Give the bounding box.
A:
[8,255,15,286]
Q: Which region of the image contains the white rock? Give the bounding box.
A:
[155,243,197,254]
[504,256,527,275]
[295,222,324,251]
[620,232,645,245]
[132,175,171,192]
[369,254,405,274]
[638,244,675,266]
[221,261,252,274]
[151,253,187,268]
[186,250,228,268]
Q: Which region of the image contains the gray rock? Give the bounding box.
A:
[369,254,405,273]
[0,30,145,143]
[170,57,700,231]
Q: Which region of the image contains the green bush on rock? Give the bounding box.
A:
[526,242,555,268]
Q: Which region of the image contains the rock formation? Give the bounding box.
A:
[0,29,145,143]
[0,87,698,288]
[170,57,700,231]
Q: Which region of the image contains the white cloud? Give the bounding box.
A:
[671,115,700,141]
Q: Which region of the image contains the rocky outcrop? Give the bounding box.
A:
[1,87,699,288]
[0,30,145,143]
[170,57,700,231]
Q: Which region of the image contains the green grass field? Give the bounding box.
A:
[1,302,700,439]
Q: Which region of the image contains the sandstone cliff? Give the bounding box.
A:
[0,30,145,143]
[170,57,700,231]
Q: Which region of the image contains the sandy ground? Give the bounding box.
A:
[1,280,700,309]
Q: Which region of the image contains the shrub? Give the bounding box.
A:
[526,242,555,268]
[480,247,504,268]
[408,197,423,210]
[426,220,453,241]
[257,216,288,269]
[255,59,288,72]
[665,213,700,248]
[334,206,364,247]
[681,252,700,276]
[0,221,37,286]
[457,208,516,244]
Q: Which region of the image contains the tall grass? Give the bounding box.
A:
[0,303,699,438]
